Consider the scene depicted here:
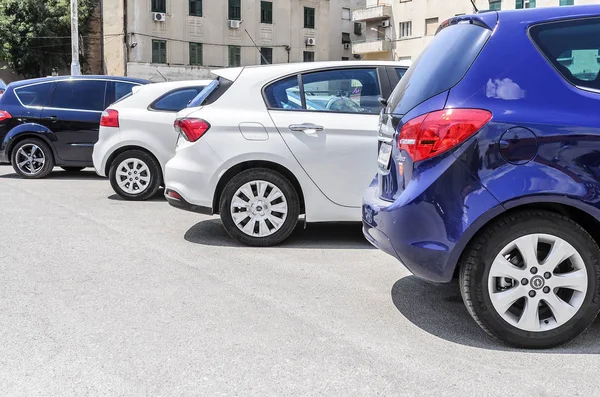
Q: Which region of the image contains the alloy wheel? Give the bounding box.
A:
[115,158,151,194]
[230,180,288,237]
[488,233,588,332]
[15,144,45,175]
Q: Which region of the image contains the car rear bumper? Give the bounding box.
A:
[165,189,213,215]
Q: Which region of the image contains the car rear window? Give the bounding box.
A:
[15,82,53,107]
[530,17,600,90]
[387,23,491,115]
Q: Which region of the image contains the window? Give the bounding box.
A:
[260,47,273,65]
[354,22,362,35]
[342,57,349,61]
[399,21,412,38]
[261,1,272,24]
[152,87,205,112]
[115,82,137,102]
[152,40,167,64]
[229,45,241,67]
[189,0,202,16]
[303,51,314,62]
[15,83,52,107]
[229,0,241,20]
[425,18,439,36]
[151,0,166,13]
[530,17,600,89]
[559,0,574,4]
[395,68,407,80]
[342,8,351,20]
[190,42,203,65]
[489,0,501,10]
[516,0,535,8]
[264,76,302,109]
[342,33,351,44]
[52,80,107,111]
[304,7,315,29]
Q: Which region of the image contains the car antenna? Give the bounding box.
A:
[156,69,169,82]
[244,27,270,65]
[469,0,479,12]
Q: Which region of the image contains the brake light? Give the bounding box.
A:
[0,110,11,122]
[397,109,492,162]
[174,118,210,142]
[100,109,119,127]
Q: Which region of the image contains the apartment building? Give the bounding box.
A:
[352,0,598,63]
[103,0,365,81]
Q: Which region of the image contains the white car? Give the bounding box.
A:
[93,80,210,200]
[164,61,409,246]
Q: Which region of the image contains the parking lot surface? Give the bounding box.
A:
[1,164,599,396]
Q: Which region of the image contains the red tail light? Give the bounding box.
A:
[397,108,492,162]
[174,118,210,142]
[0,110,12,122]
[100,109,119,127]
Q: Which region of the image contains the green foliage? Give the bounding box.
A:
[0,0,97,78]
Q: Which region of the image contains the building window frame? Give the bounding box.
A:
[559,0,573,5]
[189,42,203,66]
[342,7,351,20]
[425,17,439,36]
[399,21,412,38]
[261,1,273,24]
[489,0,501,10]
[260,47,273,65]
[303,51,314,62]
[516,0,536,8]
[304,7,315,29]
[189,0,202,16]
[229,45,241,67]
[152,39,167,64]
[229,0,241,20]
[151,0,166,13]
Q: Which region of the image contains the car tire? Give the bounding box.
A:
[459,210,600,348]
[109,150,162,201]
[61,167,85,172]
[10,138,54,179]
[219,168,300,247]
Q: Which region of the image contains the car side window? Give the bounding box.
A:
[152,87,205,112]
[15,83,53,107]
[115,82,137,102]
[395,68,407,80]
[264,75,303,110]
[51,80,107,111]
[302,68,381,114]
[530,18,600,90]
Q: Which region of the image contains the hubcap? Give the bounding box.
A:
[488,234,588,332]
[115,158,151,194]
[15,144,45,175]
[230,180,288,237]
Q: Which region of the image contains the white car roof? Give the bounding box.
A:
[212,61,410,82]
[113,79,213,109]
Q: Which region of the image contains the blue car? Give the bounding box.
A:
[363,6,600,348]
[0,75,149,178]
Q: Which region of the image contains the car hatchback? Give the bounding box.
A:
[363,6,600,348]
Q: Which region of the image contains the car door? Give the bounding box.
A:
[265,67,384,207]
[41,79,107,163]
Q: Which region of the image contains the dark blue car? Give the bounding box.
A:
[363,6,600,348]
[0,75,149,178]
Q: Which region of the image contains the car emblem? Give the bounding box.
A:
[530,275,545,290]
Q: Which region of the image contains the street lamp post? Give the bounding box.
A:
[71,0,81,75]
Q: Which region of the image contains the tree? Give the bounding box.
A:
[0,0,97,78]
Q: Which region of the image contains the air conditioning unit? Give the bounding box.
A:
[306,37,316,46]
[343,43,350,50]
[152,12,166,22]
[228,20,241,29]
[381,20,391,28]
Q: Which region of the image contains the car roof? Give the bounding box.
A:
[494,4,600,23]
[8,75,150,89]
[212,60,410,81]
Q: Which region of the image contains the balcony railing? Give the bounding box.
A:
[352,3,392,22]
[352,39,392,54]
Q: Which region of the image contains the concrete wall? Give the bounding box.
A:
[103,0,127,76]
[83,0,104,74]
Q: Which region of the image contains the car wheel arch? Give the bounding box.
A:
[7,132,57,165]
[212,160,306,216]
[452,199,600,279]
[105,145,163,179]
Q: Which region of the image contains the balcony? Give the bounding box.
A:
[353,2,392,22]
[352,39,392,54]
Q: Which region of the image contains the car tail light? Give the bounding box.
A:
[100,109,119,127]
[166,190,183,200]
[397,108,492,162]
[174,118,210,142]
[0,110,12,122]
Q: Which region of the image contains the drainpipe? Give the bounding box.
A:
[123,0,128,76]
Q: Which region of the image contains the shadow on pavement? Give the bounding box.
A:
[107,190,166,202]
[391,276,600,353]
[0,169,102,180]
[184,218,374,249]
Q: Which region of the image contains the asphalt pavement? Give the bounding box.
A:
[0,164,598,396]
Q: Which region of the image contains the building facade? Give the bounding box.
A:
[103,0,365,81]
[352,0,598,63]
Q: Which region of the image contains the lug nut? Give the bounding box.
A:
[543,286,550,294]
[521,278,529,286]
[544,272,551,279]
[529,290,536,298]
[530,267,538,274]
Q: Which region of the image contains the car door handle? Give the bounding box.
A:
[289,123,324,135]
[44,116,59,121]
